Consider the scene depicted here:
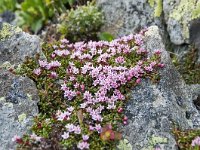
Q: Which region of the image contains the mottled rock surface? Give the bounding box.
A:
[121,26,200,150]
[0,23,41,150]
[96,0,164,38]
[163,0,200,45]
[0,22,43,66]
[0,69,39,150]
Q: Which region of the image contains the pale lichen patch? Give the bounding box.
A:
[0,23,22,40]
[18,113,27,123]
[148,0,163,17]
[169,0,200,39]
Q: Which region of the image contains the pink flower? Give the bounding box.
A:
[64,89,76,100]
[74,126,81,134]
[46,61,61,70]
[82,135,89,141]
[50,71,57,78]
[144,65,153,72]
[134,34,143,45]
[95,124,102,133]
[30,133,42,141]
[51,53,56,59]
[12,135,21,142]
[53,45,58,49]
[154,49,161,55]
[61,39,69,44]
[57,111,71,121]
[33,68,41,76]
[67,106,74,112]
[80,84,85,91]
[89,125,94,131]
[136,47,146,54]
[154,147,161,150]
[80,103,87,108]
[60,44,65,49]
[61,132,69,139]
[39,60,47,68]
[158,63,165,68]
[65,124,75,132]
[117,107,123,113]
[136,78,141,84]
[77,141,89,150]
[192,136,200,146]
[115,56,125,64]
[69,76,76,81]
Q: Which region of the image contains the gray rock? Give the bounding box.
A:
[163,0,200,45]
[0,69,39,150]
[0,23,41,150]
[96,0,164,38]
[189,19,200,64]
[121,26,200,150]
[0,22,43,66]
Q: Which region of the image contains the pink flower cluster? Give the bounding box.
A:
[32,28,163,149]
[192,136,200,147]
[65,124,81,134]
[56,106,74,121]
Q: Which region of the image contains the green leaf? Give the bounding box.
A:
[67,0,75,7]
[98,32,114,42]
[31,19,43,33]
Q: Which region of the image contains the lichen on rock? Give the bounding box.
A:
[148,0,163,17]
[0,22,21,40]
[164,0,200,44]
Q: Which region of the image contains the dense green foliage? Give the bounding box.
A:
[58,2,104,42]
[0,0,17,13]
[16,0,55,33]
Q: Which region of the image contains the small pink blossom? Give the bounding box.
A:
[115,56,125,64]
[50,71,57,78]
[74,126,81,134]
[61,39,69,44]
[57,111,71,121]
[77,141,89,150]
[67,106,74,112]
[80,84,85,91]
[65,124,75,132]
[192,136,200,146]
[30,133,42,141]
[61,132,69,139]
[89,125,94,131]
[95,124,102,133]
[154,146,161,150]
[136,47,146,54]
[82,135,89,141]
[158,63,165,68]
[154,49,161,55]
[51,53,56,59]
[12,135,21,142]
[136,78,141,84]
[39,60,47,68]
[33,68,41,76]
[46,61,61,70]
